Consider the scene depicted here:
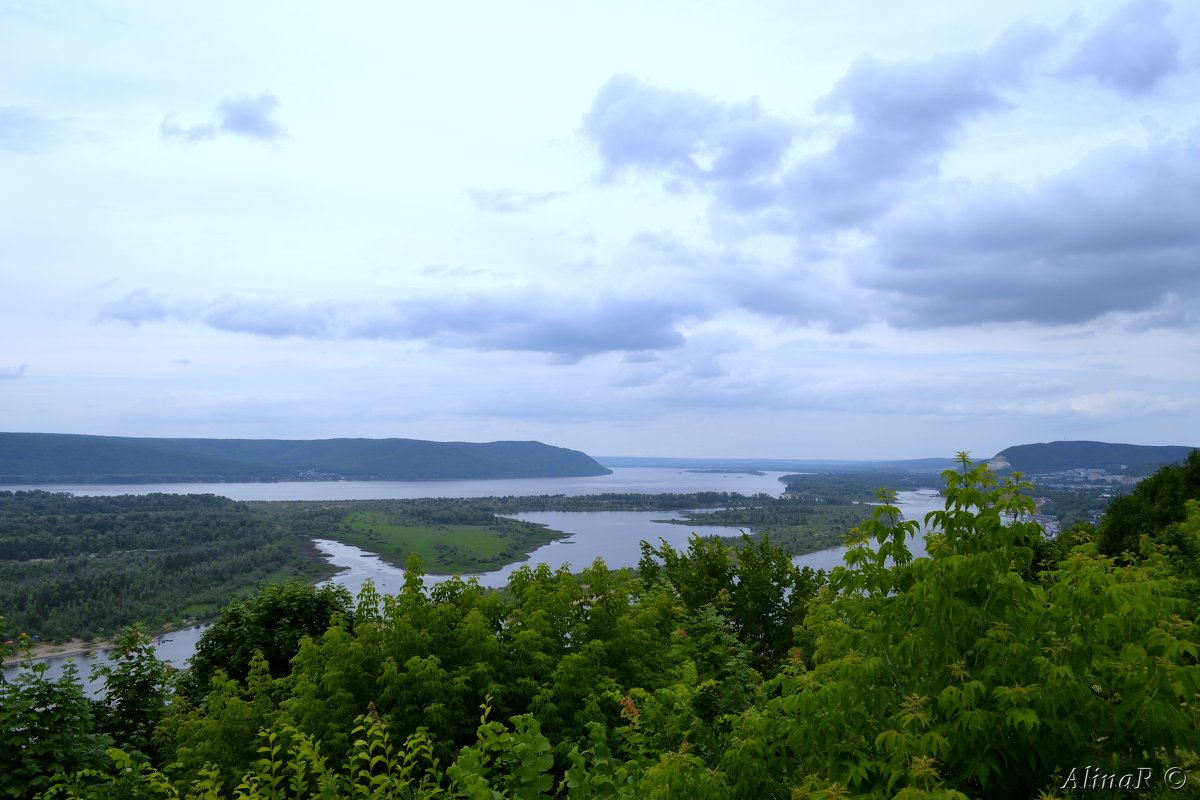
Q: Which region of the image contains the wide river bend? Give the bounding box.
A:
[2,470,944,692]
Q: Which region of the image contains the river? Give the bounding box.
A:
[0,467,796,501]
[2,471,944,693]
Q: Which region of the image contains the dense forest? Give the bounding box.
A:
[780,470,947,498]
[656,497,875,555]
[3,453,1198,798]
[0,489,876,643]
[0,433,610,483]
[995,440,1196,475]
[0,492,329,641]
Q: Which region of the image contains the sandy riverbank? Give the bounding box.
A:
[6,619,209,664]
[5,637,115,663]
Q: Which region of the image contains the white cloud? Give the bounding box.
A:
[160,92,287,145]
[5,0,1199,457]
[1015,389,1191,419]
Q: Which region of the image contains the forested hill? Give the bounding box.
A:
[995,440,1196,474]
[0,433,611,483]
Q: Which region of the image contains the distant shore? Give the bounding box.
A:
[1,637,112,664]
[32,638,111,660]
[7,620,207,664]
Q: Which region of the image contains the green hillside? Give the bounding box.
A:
[0,433,611,483]
[995,440,1195,474]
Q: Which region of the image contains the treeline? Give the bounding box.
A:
[1,491,260,560]
[668,498,872,530]
[664,497,875,555]
[0,492,328,641]
[468,491,780,513]
[250,493,783,534]
[4,454,1199,797]
[781,470,942,499]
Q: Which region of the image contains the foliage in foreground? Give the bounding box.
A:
[4,455,1199,798]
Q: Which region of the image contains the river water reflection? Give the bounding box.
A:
[3,474,945,694]
[317,489,947,595]
[0,467,796,502]
[318,508,752,596]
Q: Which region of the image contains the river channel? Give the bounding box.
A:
[2,471,944,693]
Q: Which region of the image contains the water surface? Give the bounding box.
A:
[4,477,943,694]
[0,467,793,501]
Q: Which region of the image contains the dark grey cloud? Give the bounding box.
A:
[98,290,690,359]
[350,293,689,359]
[1063,0,1181,96]
[470,188,565,213]
[584,25,1054,234]
[581,74,793,187]
[856,134,1200,328]
[100,292,338,337]
[714,266,869,332]
[0,364,28,380]
[0,107,65,152]
[773,42,1040,229]
[160,92,287,145]
[576,25,1199,335]
[202,296,335,338]
[765,23,1055,231]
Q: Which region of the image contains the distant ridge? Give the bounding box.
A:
[0,433,612,484]
[994,441,1196,475]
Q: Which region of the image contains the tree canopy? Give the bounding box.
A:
[4,456,1198,798]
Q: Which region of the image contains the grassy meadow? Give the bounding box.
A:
[330,510,562,574]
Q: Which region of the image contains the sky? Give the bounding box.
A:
[2,0,1198,460]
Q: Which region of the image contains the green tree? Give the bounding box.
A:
[1099,449,1200,556]
[180,580,352,698]
[158,652,282,791]
[721,459,1200,798]
[639,532,824,670]
[0,637,109,800]
[89,625,175,760]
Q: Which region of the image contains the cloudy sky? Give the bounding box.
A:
[3,1,1198,459]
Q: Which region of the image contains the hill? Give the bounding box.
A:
[0,433,612,484]
[994,440,1196,475]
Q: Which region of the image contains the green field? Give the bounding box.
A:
[329,510,562,574]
